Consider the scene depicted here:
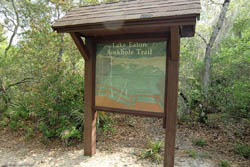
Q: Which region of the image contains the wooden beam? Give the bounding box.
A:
[164,26,180,167]
[70,32,89,61]
[83,38,97,156]
[95,106,164,118]
[54,15,197,34]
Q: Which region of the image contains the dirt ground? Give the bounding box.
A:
[0,114,249,167]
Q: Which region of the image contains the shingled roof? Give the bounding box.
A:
[52,0,201,37]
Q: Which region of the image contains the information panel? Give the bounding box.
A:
[96,41,166,113]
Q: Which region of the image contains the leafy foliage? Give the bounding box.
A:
[192,138,208,147]
[0,0,114,143]
[140,138,163,164]
[219,160,231,167]
[186,149,198,159]
[234,143,250,158]
[210,21,250,119]
[185,149,211,159]
[178,0,250,124]
[97,112,115,133]
[24,63,84,140]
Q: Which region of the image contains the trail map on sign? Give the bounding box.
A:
[96,41,166,113]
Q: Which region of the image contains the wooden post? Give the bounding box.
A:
[164,26,180,167]
[84,38,97,156]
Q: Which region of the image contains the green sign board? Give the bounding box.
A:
[96,41,167,113]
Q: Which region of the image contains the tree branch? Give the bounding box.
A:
[0,9,16,26]
[210,0,223,6]
[0,78,6,92]
[5,0,20,56]
[203,0,231,95]
[2,7,15,16]
[208,0,231,49]
[6,78,33,91]
[179,91,189,104]
[196,32,208,45]
[1,24,14,33]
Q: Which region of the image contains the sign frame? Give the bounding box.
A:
[95,39,168,118]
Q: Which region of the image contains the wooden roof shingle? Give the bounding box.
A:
[52,0,201,36]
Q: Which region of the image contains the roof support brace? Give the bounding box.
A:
[70,32,89,61]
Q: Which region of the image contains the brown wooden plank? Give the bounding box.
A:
[80,23,172,36]
[54,5,200,26]
[64,1,200,18]
[59,18,195,37]
[70,32,89,60]
[164,26,180,167]
[83,38,97,156]
[53,9,200,29]
[70,0,200,14]
[95,106,165,118]
[53,15,196,36]
[70,1,200,15]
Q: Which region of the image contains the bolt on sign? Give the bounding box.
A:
[96,42,166,113]
[52,0,200,166]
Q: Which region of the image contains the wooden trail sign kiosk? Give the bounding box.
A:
[52,0,200,166]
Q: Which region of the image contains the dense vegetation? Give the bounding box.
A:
[178,0,250,120]
[0,0,249,159]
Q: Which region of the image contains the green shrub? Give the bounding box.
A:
[178,24,250,124]
[9,63,86,142]
[219,160,230,167]
[98,112,115,133]
[185,149,210,159]
[1,62,114,144]
[9,120,19,130]
[140,138,163,164]
[0,117,8,127]
[186,149,198,159]
[179,112,192,122]
[25,127,34,140]
[60,126,81,146]
[209,26,250,120]
[128,116,136,127]
[192,138,208,147]
[38,121,54,138]
[0,98,7,113]
[234,143,250,158]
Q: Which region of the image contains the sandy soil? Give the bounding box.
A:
[0,137,215,167]
[0,115,244,167]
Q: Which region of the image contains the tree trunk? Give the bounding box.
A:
[56,3,64,64]
[203,0,231,95]
[4,0,19,56]
[57,35,64,63]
